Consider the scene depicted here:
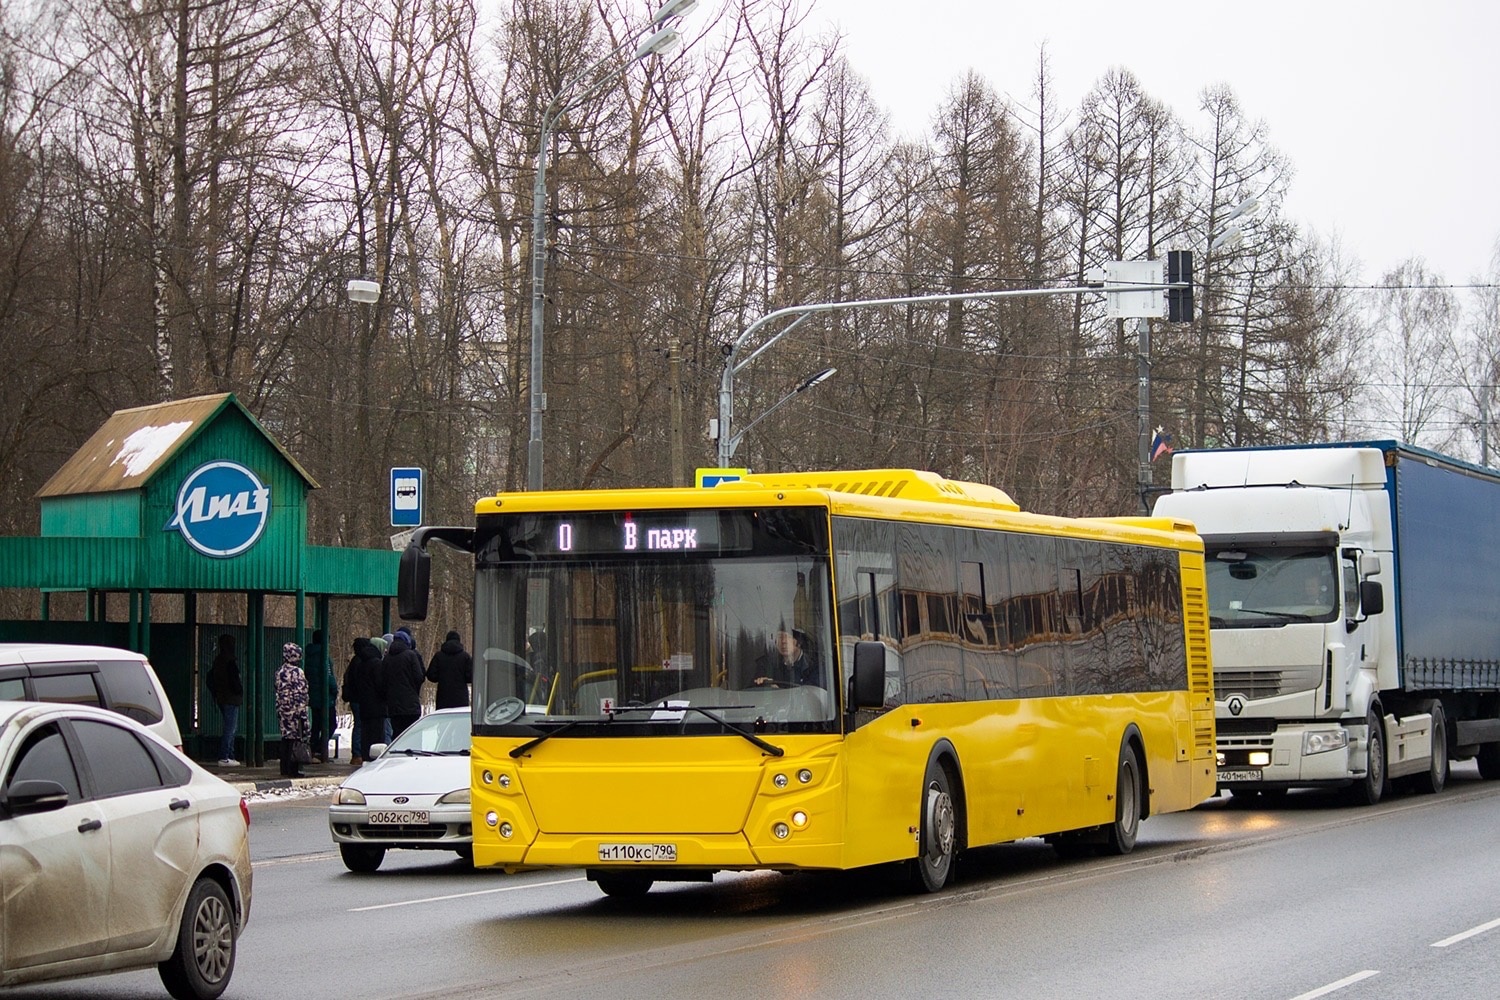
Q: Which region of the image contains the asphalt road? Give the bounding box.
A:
[12,764,1500,1000]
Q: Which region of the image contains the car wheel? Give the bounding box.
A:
[340,843,386,873]
[454,845,474,863]
[158,877,236,1000]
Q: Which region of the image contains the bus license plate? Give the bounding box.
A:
[369,810,428,825]
[1217,769,1262,783]
[598,842,677,863]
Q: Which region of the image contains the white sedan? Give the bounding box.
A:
[328,707,471,872]
[0,699,252,999]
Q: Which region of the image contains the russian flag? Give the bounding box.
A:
[1150,428,1174,462]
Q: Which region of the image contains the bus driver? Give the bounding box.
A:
[753,628,824,688]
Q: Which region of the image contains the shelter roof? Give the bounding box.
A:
[35,393,318,498]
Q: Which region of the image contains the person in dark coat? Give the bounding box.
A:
[426,630,474,709]
[381,631,426,737]
[342,637,374,764]
[207,634,244,766]
[304,629,337,762]
[348,637,387,761]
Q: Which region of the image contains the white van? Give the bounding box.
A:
[0,643,183,750]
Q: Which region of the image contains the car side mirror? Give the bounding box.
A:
[1,778,70,816]
[368,743,388,759]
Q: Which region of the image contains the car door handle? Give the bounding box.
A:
[169,798,191,811]
[77,817,102,833]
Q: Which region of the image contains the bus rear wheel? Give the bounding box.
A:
[912,758,957,893]
[1101,743,1142,855]
[592,871,653,898]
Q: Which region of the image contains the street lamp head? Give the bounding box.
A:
[651,0,699,24]
[346,278,381,303]
[797,367,838,392]
[1209,227,1243,253]
[636,26,682,59]
[1226,196,1261,223]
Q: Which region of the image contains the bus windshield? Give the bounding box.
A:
[471,507,836,734]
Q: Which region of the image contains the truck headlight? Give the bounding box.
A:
[1303,730,1349,756]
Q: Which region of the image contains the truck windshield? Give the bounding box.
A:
[1204,546,1339,626]
[470,507,836,735]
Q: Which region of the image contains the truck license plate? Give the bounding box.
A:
[369,810,428,825]
[597,842,677,862]
[1217,769,1263,783]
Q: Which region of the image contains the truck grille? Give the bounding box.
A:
[1214,663,1322,700]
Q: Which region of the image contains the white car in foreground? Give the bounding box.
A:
[328,707,471,872]
[0,700,251,999]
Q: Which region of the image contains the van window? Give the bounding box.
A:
[0,678,23,699]
[97,659,165,725]
[30,672,103,709]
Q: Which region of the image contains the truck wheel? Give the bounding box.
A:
[1101,743,1142,855]
[1347,711,1387,806]
[1478,742,1500,780]
[1413,702,1448,794]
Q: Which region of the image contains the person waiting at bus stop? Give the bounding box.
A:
[753,628,823,687]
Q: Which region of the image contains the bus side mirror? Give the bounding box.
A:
[851,641,886,709]
[1359,580,1384,616]
[398,544,431,621]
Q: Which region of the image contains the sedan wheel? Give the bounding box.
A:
[158,877,236,1000]
[340,843,386,873]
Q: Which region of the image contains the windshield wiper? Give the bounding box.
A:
[395,748,442,756]
[1221,607,1315,622]
[509,703,785,758]
[668,704,785,757]
[509,716,590,758]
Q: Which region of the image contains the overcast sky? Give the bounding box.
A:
[802,0,1499,288]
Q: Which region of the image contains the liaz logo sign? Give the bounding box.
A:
[164,461,271,558]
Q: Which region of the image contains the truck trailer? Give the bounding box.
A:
[1152,440,1500,804]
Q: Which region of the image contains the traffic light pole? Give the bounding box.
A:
[720,275,1188,470]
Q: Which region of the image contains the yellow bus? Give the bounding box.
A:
[398,469,1216,896]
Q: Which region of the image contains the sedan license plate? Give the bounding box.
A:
[597,842,677,863]
[1217,769,1263,783]
[369,809,428,825]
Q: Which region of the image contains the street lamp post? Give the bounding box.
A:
[527,0,698,491]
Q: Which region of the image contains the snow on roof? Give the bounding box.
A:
[111,421,193,479]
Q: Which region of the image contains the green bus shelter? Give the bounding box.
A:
[0,393,400,765]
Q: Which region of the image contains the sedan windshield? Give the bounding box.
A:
[385,712,471,755]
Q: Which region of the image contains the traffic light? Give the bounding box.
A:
[1167,250,1194,323]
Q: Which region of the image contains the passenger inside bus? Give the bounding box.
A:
[753,628,824,688]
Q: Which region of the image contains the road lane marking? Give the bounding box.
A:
[1432,915,1500,947]
[1289,970,1379,1000]
[349,875,587,911]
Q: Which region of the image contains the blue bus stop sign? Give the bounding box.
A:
[390,467,423,526]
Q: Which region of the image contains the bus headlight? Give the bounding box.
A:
[1303,729,1349,756]
[773,822,790,839]
[1247,752,1271,767]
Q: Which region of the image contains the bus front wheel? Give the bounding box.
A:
[912,758,957,893]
